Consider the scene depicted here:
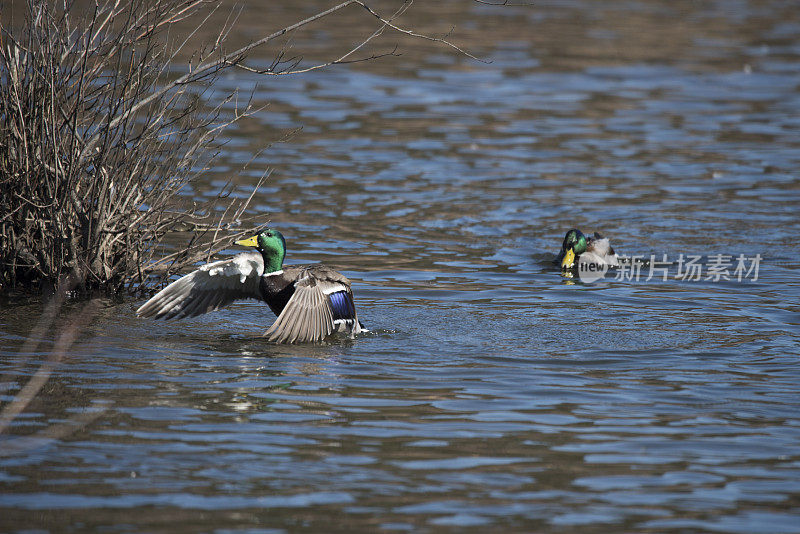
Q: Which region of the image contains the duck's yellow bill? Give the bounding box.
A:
[236,235,258,247]
[561,248,575,269]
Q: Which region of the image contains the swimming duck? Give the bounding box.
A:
[556,229,619,270]
[137,228,364,343]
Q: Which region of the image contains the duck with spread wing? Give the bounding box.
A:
[137,228,364,343]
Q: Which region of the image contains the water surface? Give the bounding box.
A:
[2,0,800,532]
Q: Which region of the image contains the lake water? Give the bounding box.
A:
[2,0,800,531]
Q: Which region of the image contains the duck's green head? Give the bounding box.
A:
[236,228,286,272]
[558,229,587,269]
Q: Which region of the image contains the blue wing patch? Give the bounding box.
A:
[328,290,356,320]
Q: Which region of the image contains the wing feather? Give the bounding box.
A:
[162,282,200,320]
[312,287,328,341]
[298,291,315,343]
[286,290,307,343]
[264,267,352,343]
[314,290,327,340]
[137,251,264,320]
[184,290,214,320]
[294,289,311,343]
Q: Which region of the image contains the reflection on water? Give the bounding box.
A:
[2,0,800,531]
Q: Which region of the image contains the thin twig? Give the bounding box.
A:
[353,0,488,63]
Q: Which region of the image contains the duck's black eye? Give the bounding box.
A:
[266,232,273,237]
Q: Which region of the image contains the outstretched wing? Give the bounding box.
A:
[137,251,264,320]
[265,266,361,343]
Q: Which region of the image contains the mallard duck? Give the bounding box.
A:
[556,229,619,270]
[137,228,365,343]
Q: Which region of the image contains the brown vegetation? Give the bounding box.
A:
[0,0,268,294]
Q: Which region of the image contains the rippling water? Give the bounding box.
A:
[2,0,800,531]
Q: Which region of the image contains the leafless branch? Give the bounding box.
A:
[473,0,533,6]
[353,0,488,63]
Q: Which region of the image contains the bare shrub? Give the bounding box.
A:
[0,1,259,293]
